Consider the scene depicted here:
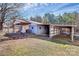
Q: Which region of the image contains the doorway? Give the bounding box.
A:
[44,25,49,37]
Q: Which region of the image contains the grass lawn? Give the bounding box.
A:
[0,37,79,56]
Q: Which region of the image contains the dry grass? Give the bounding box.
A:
[0,37,79,56]
[0,31,79,56]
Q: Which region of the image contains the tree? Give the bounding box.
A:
[0,3,24,30]
[30,12,78,25]
[43,16,49,24]
[35,16,42,22]
[43,13,56,24]
[30,16,43,23]
[62,12,77,24]
[56,12,78,24]
[56,14,63,24]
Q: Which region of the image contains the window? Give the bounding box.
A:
[32,27,33,29]
[39,27,41,29]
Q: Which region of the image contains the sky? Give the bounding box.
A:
[20,3,79,19]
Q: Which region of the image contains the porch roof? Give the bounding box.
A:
[28,20,77,27]
[50,24,77,27]
[36,23,77,27]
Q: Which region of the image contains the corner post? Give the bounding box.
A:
[71,27,74,42]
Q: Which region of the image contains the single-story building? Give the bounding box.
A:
[3,19,77,42]
[28,20,77,42]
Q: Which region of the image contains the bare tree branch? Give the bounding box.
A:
[0,3,25,30]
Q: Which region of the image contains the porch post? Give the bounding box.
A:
[71,27,74,42]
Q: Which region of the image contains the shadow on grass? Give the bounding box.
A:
[0,32,30,42]
[49,35,72,45]
[31,34,79,46]
[4,32,29,39]
[1,32,79,47]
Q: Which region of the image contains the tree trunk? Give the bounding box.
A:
[0,12,6,30]
[0,22,3,30]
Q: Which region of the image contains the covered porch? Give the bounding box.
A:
[50,24,77,42]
